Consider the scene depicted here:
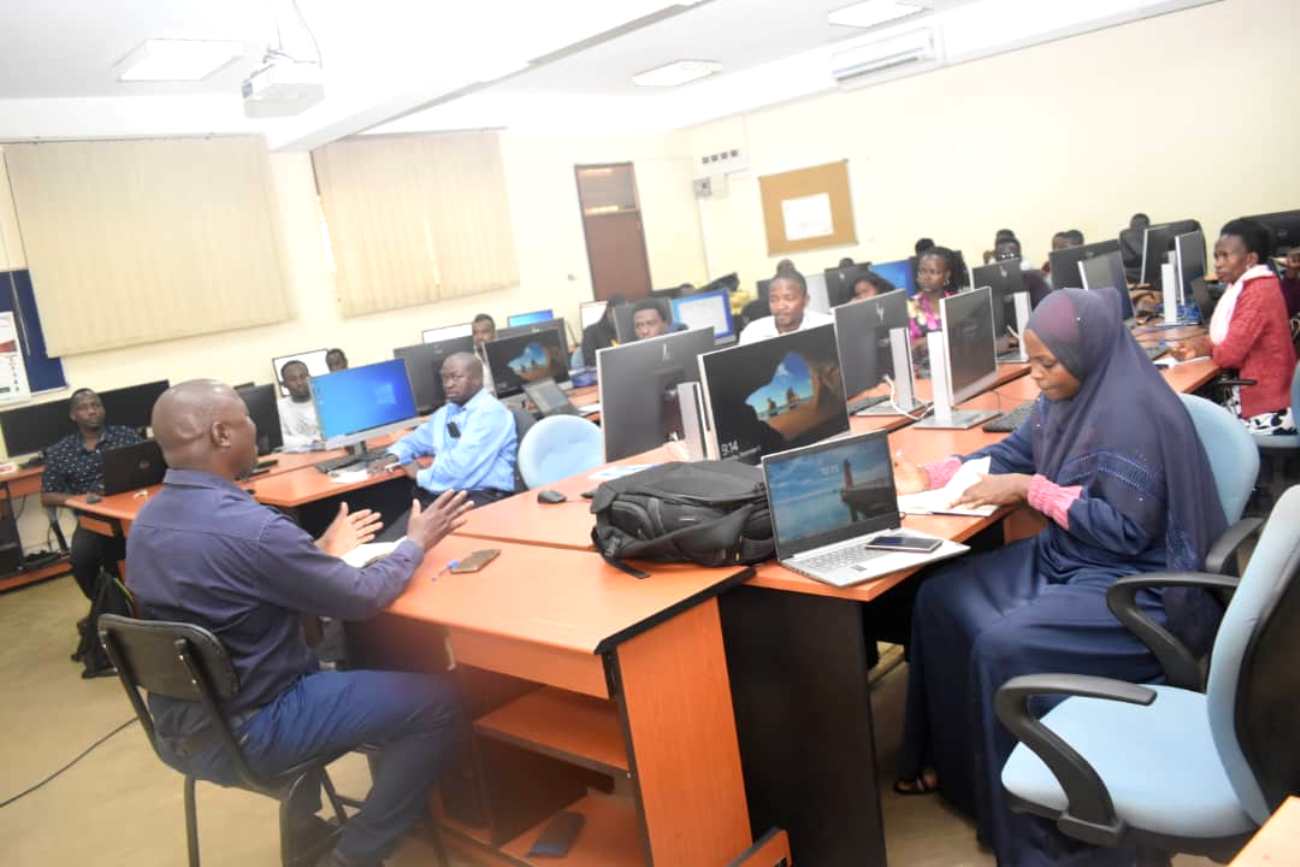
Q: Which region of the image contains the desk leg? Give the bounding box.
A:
[720,585,887,867]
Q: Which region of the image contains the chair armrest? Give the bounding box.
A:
[995,674,1155,847]
[1106,572,1239,690]
[1206,517,1264,576]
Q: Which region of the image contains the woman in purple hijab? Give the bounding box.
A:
[892,288,1226,865]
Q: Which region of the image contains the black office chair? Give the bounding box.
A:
[97,614,351,867]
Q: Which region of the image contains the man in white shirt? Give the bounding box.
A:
[738,270,833,345]
[277,360,321,451]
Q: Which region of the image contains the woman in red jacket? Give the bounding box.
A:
[1173,218,1296,434]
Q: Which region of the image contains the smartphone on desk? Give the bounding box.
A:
[450,549,501,573]
[864,535,943,554]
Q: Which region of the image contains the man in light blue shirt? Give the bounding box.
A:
[387,352,518,507]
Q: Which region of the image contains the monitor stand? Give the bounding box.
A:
[858,328,931,416]
[913,332,999,430]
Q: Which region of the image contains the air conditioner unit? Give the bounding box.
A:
[831,27,940,88]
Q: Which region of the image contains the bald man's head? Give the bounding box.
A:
[441,352,484,406]
[152,380,258,478]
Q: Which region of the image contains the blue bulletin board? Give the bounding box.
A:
[2,269,66,395]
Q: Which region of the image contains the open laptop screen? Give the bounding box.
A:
[763,430,898,559]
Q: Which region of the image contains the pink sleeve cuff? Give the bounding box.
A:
[922,457,962,490]
[1028,474,1082,529]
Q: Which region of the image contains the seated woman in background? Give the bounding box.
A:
[908,246,966,341]
[1171,218,1297,436]
[851,270,896,301]
[892,289,1226,866]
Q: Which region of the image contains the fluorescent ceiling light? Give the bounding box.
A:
[632,59,722,87]
[116,39,245,82]
[828,0,927,29]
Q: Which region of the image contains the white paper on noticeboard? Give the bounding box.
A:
[0,311,30,404]
[781,192,834,242]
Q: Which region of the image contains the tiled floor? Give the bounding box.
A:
[0,576,1220,865]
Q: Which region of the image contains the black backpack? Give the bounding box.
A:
[76,569,135,677]
[590,461,774,576]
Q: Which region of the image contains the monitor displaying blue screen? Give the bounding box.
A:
[311,359,417,447]
[870,258,915,293]
[507,309,554,327]
[671,290,735,341]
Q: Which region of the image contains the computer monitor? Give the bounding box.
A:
[1243,209,1300,251]
[506,309,554,328]
[597,327,715,461]
[699,323,848,463]
[869,258,916,293]
[393,335,476,414]
[671,289,736,343]
[756,277,772,305]
[272,348,329,397]
[579,300,609,331]
[1079,251,1137,321]
[0,398,74,458]
[824,265,859,308]
[496,316,568,345]
[833,289,908,402]
[1174,229,1206,306]
[236,383,282,456]
[649,286,684,300]
[99,380,170,432]
[1140,220,1201,289]
[421,322,474,344]
[939,287,998,406]
[971,259,1026,337]
[610,303,637,344]
[1048,240,1120,291]
[310,359,418,451]
[483,328,570,398]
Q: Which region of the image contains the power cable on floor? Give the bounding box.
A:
[0,718,137,809]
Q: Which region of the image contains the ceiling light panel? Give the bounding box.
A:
[632,59,722,87]
[116,39,245,82]
[828,0,928,30]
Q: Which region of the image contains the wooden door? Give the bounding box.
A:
[576,163,652,301]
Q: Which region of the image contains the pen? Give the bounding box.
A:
[436,560,459,580]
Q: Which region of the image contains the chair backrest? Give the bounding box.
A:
[570,347,585,370]
[1206,484,1300,824]
[509,407,538,491]
[98,613,239,702]
[1179,393,1259,523]
[517,415,603,488]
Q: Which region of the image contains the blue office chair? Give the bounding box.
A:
[996,484,1300,865]
[517,415,603,489]
[569,347,585,370]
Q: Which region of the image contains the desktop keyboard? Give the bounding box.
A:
[315,448,393,474]
[847,394,889,414]
[801,545,888,573]
[982,401,1035,433]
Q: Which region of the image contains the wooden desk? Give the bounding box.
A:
[1231,797,1300,866]
[350,536,758,865]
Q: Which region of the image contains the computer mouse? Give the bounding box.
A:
[537,489,568,505]
[85,493,102,504]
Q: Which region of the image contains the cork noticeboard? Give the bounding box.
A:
[758,160,856,256]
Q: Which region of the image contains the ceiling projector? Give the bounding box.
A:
[242,57,324,118]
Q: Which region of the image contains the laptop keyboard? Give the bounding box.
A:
[847,394,889,413]
[1143,343,1169,361]
[801,545,889,573]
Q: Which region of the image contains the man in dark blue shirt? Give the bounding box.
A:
[41,388,142,602]
[128,380,471,867]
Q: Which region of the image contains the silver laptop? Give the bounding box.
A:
[761,430,967,588]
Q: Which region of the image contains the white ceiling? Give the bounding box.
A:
[0,0,1221,148]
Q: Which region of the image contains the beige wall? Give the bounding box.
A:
[687,0,1300,286]
[0,130,705,458]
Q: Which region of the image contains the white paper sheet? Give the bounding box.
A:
[781,192,834,242]
[896,457,997,517]
[0,312,31,404]
[341,540,402,568]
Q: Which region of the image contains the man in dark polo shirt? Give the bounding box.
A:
[128,380,471,867]
[40,388,142,601]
